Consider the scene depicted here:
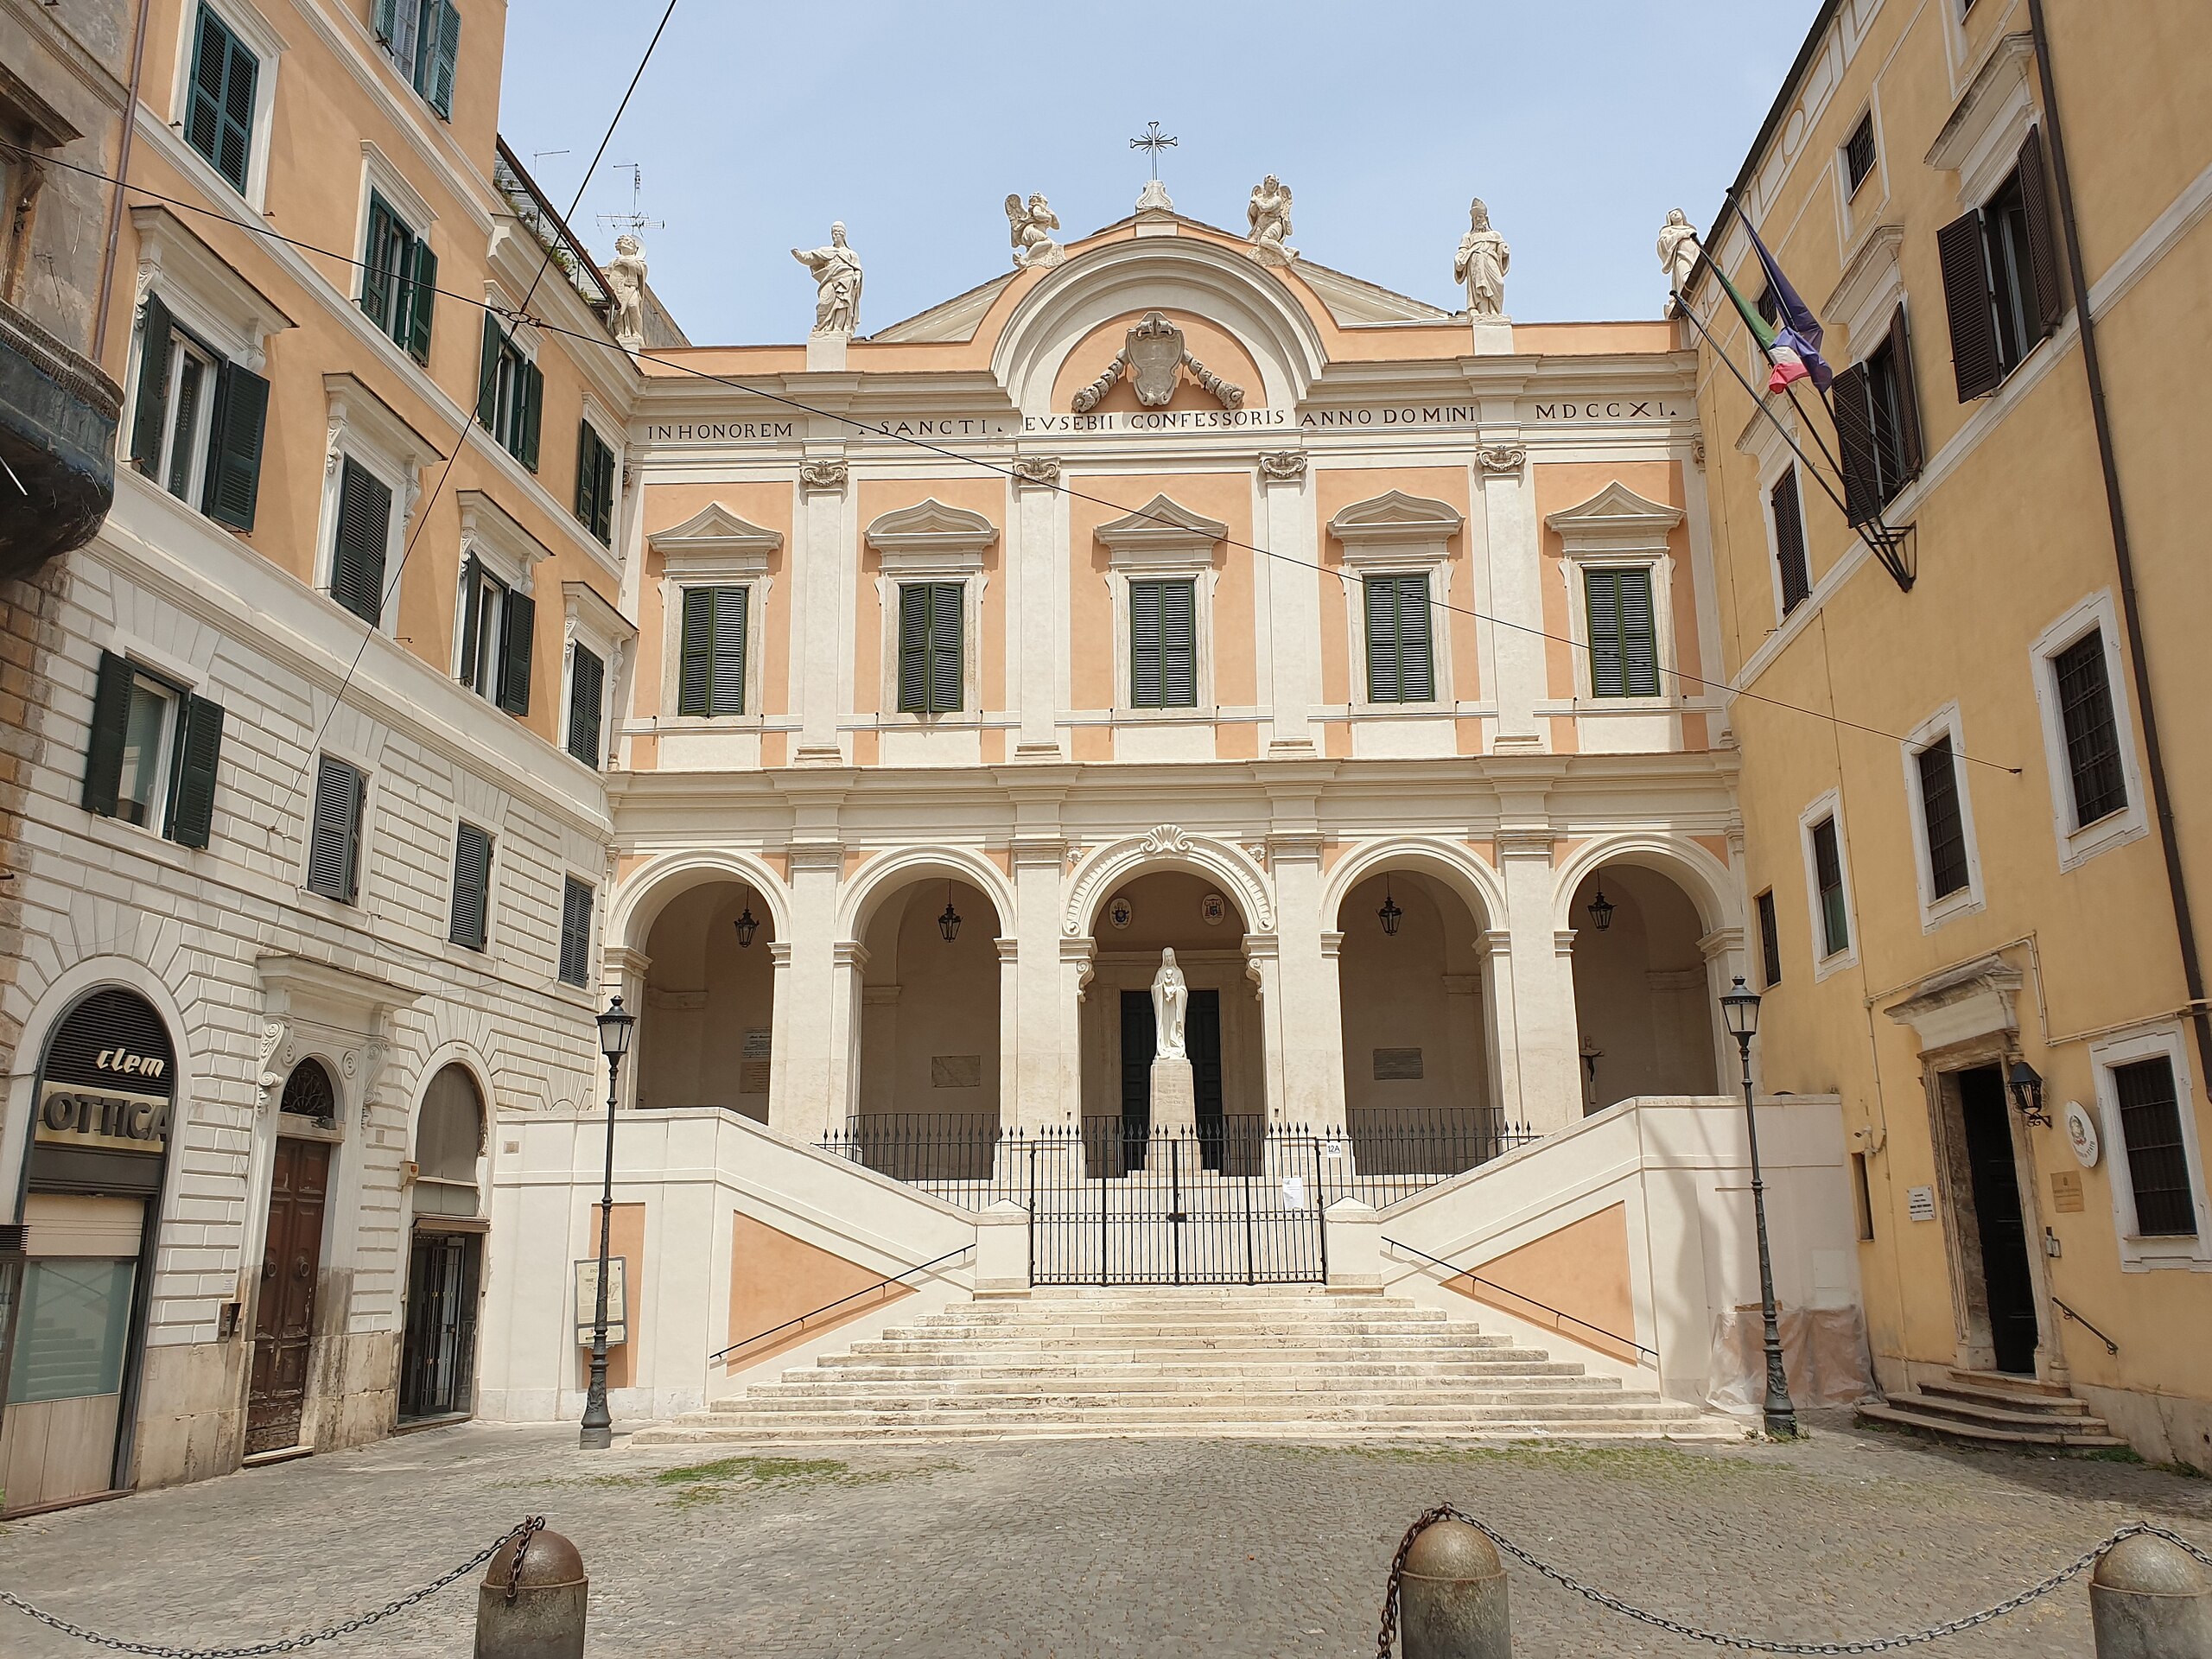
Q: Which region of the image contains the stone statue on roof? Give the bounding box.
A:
[606,234,647,348]
[1007,194,1066,270]
[791,222,862,335]
[1454,198,1510,320]
[1247,175,1298,264]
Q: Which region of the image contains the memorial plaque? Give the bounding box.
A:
[1373,1047,1424,1082]
[931,1054,983,1089]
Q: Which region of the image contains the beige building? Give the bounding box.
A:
[1687,0,2212,1460]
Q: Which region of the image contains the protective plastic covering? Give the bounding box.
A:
[1707,1302,1876,1413]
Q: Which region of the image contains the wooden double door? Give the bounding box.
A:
[245,1138,329,1457]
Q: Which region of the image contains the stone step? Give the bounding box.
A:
[686,1397,1699,1430]
[632,1418,1744,1447]
[1918,1377,2093,1416]
[1947,1367,2077,1399]
[883,1319,1461,1339]
[793,1359,1596,1383]
[1857,1401,2129,1451]
[851,1331,1526,1354]
[1888,1392,2110,1433]
[727,1380,1628,1409]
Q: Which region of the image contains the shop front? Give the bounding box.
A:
[0,988,176,1516]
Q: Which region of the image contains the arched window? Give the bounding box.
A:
[413,1065,484,1217]
[278,1058,336,1122]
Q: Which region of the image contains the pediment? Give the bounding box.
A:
[1095,494,1230,564]
[650,504,784,556]
[1545,483,1683,555]
[865,499,999,572]
[1329,490,1464,545]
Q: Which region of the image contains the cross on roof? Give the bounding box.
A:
[1130,121,1177,180]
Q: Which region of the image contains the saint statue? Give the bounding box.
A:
[1454,198,1510,320]
[1657,209,1702,309]
[791,222,863,335]
[1007,194,1066,270]
[1246,175,1297,264]
[605,233,648,346]
[1150,948,1188,1062]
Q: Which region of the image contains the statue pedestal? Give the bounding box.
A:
[1469,317,1515,356]
[1149,1057,1198,1134]
[806,331,850,371]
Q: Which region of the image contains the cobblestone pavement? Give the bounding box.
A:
[3,1412,2209,1657]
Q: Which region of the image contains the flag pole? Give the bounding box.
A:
[1712,191,1857,491]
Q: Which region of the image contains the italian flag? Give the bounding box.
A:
[1711,263,1815,392]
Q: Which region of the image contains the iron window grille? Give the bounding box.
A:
[1916,734,1972,899]
[1811,817,1849,957]
[2052,629,2128,828]
[2112,1057,2198,1236]
[1845,112,1878,195]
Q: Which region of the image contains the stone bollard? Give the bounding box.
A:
[2092,1532,2212,1659]
[476,1526,588,1659]
[1400,1517,1510,1658]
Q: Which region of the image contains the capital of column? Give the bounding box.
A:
[833,940,870,970]
[1012,455,1062,492]
[1494,826,1556,861]
[768,941,794,967]
[1319,930,1346,962]
[786,842,844,874]
[1010,835,1067,868]
[1698,926,1745,963]
[1265,831,1326,864]
[1554,928,1579,958]
[995,937,1020,963]
[602,946,652,982]
[1478,929,1514,960]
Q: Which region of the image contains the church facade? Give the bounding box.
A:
[607,184,1744,1160]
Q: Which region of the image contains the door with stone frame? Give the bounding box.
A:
[1925,1052,2050,1377]
[245,1137,330,1456]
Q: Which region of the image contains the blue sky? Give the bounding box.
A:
[497,1,1824,344]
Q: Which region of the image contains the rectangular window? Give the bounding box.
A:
[329,456,393,626]
[5,1259,135,1404]
[448,820,493,950]
[1833,308,1924,524]
[1916,734,1971,899]
[184,4,257,194]
[359,192,435,364]
[897,582,963,714]
[1845,112,1878,195]
[80,651,224,849]
[677,586,747,716]
[373,0,461,119]
[1811,816,1849,957]
[559,876,594,988]
[2112,1057,2198,1236]
[574,421,616,544]
[1851,1152,1877,1241]
[1771,469,1811,614]
[567,644,605,766]
[453,556,534,716]
[476,315,543,470]
[1757,889,1783,989]
[306,755,365,904]
[1582,568,1660,698]
[127,294,268,531]
[2052,629,2126,828]
[1128,578,1198,709]
[1363,574,1436,703]
[1938,129,2063,399]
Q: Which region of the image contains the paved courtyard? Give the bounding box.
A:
[2,1413,2208,1657]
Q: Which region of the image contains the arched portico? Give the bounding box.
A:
[631,866,782,1126]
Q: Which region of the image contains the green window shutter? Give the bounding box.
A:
[186,9,254,194]
[360,195,395,328]
[307,755,363,902]
[372,0,398,42]
[677,587,714,715]
[1364,577,1401,702]
[897,582,930,712]
[1395,575,1434,701]
[496,588,535,716]
[81,651,136,817]
[129,293,173,474]
[167,692,225,849]
[711,584,747,715]
[330,458,392,626]
[573,421,595,524]
[1586,569,1625,697]
[518,360,543,471]
[406,238,436,364]
[575,424,614,543]
[1129,581,1162,708]
[201,361,268,531]
[1160,580,1197,708]
[476,314,502,429]
[454,554,483,686]
[449,822,492,949]
[929,582,963,713]
[1616,568,1660,696]
[592,435,615,542]
[567,645,604,766]
[559,877,593,987]
[427,1,461,119]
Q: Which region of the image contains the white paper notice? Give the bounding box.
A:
[1281,1175,1307,1211]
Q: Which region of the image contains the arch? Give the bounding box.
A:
[277,1056,337,1121]
[1065,826,1274,938]
[992,238,1330,416]
[1551,834,1738,938]
[609,849,791,954]
[411,1061,486,1220]
[1321,838,1505,935]
[838,845,1015,941]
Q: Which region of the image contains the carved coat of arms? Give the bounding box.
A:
[1071,311,1245,414]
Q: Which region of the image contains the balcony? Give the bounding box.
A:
[0,295,121,582]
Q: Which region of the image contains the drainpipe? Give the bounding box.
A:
[91,0,154,365]
[2024,0,2212,1090]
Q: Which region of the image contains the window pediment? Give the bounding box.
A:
[649,502,783,579]
[1546,482,1683,557]
[1096,493,1227,570]
[865,498,998,575]
[456,490,550,593]
[1329,490,1461,569]
[132,205,295,366]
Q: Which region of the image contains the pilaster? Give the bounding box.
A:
[1012,459,1066,758]
[774,842,844,1139]
[793,457,850,764]
[1474,421,1545,751]
[1493,824,1581,1133]
[602,946,652,1110]
[1262,830,1342,1126]
[1011,833,1074,1128]
[1258,453,1318,754]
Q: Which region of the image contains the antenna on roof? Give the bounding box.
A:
[595,162,664,241]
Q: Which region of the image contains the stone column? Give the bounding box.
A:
[1494,828,1582,1135]
[995,938,1020,1131]
[1475,438,1546,751]
[1257,453,1319,753]
[1011,836,1075,1130]
[765,941,794,1129]
[1012,459,1065,758]
[1699,926,1747,1094]
[1263,834,1344,1127]
[1243,934,1287,1125]
[1441,970,1485,1116]
[830,941,868,1131]
[793,459,850,764]
[601,946,652,1111]
[772,846,844,1140]
[859,984,899,1116]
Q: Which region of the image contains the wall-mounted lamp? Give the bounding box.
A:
[2007,1057,2050,1126]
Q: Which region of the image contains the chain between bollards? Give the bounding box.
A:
[1378,1507,2212,1656]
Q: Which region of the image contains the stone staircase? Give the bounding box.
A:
[1857,1370,2129,1451]
[634,1286,1738,1446]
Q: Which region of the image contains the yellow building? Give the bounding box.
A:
[1688,0,2212,1460]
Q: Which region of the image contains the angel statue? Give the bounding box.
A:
[1246,175,1298,264]
[1657,208,1702,313]
[1007,193,1065,270]
[1454,197,1510,320]
[605,233,648,347]
[791,222,862,335]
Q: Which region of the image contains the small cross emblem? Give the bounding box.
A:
[1130,121,1178,180]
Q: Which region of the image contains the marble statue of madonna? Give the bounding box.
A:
[1151,948,1189,1061]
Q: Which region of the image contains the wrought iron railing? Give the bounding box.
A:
[818,1113,1015,1205]
[490,137,612,315]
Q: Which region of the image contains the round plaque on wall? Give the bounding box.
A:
[1200,893,1227,926]
[2063,1100,2101,1167]
[1108,895,1135,930]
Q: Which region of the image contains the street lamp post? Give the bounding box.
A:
[1720,975,1797,1439]
[580,993,636,1451]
